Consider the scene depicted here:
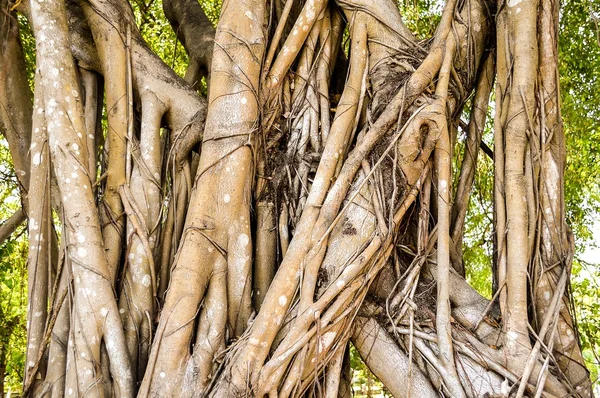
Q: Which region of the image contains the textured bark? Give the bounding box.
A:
[5,0,592,396]
[23,71,50,391]
[0,0,32,209]
[162,0,215,89]
[140,0,265,395]
[30,0,134,395]
[495,0,591,392]
[352,316,438,398]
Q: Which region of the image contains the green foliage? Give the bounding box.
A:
[0,237,28,393]
[17,14,36,91]
[559,0,600,387]
[350,345,392,397]
[131,0,190,77]
[397,0,442,39]
[572,259,600,385]
[199,0,222,24]
[560,0,600,247]
[461,152,494,300]
[0,139,28,394]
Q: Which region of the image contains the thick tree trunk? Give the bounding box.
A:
[0,0,32,209]
[0,0,593,396]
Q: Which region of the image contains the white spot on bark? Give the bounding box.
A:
[278,295,287,306]
[507,0,522,7]
[241,97,247,104]
[160,372,166,378]
[100,307,108,316]
[33,152,42,166]
[78,247,88,257]
[245,10,253,19]
[224,194,231,203]
[142,274,151,287]
[238,233,250,247]
[544,291,551,300]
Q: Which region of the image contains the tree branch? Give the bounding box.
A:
[0,208,25,244]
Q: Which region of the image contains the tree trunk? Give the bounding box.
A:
[0,0,593,396]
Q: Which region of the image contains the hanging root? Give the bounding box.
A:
[8,0,593,395]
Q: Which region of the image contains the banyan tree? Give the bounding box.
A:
[0,0,594,395]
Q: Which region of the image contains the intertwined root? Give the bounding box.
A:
[6,0,592,395]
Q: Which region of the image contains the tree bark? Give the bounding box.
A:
[3,0,592,396]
